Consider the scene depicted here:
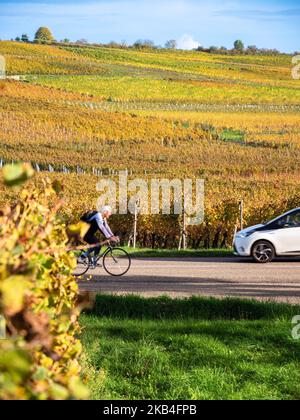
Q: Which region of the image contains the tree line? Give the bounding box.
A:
[11,27,295,56]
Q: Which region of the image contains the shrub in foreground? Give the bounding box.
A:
[0,164,88,400]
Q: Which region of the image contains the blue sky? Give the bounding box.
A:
[0,0,299,52]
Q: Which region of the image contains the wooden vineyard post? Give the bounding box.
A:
[133,199,140,249]
[178,211,188,250]
[183,211,187,250]
[239,199,244,231]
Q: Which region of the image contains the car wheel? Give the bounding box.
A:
[252,241,275,263]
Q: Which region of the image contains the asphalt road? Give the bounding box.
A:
[78,257,300,303]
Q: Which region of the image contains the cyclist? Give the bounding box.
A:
[80,206,119,266]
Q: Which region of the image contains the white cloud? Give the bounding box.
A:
[176,34,200,50]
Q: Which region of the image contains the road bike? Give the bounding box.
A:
[73,241,131,277]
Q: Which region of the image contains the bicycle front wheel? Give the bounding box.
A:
[103,248,131,277]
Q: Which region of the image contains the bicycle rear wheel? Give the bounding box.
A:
[103,248,131,277]
[73,253,90,277]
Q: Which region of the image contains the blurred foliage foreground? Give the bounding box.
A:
[0,163,89,400]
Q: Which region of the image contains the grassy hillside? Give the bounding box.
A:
[62,45,293,83]
[0,41,300,248]
[2,41,298,104]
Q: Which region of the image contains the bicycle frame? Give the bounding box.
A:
[88,245,116,264]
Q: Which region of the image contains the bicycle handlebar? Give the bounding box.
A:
[107,237,120,247]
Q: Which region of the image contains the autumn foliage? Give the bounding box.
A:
[0,164,88,400]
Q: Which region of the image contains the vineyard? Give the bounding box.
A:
[0,41,300,248]
[29,75,300,105]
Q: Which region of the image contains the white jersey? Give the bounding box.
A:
[89,212,114,239]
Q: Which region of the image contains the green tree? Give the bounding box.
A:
[209,46,218,53]
[133,39,155,49]
[234,40,244,52]
[247,45,258,54]
[165,40,177,50]
[76,38,88,45]
[34,27,54,43]
[21,33,29,42]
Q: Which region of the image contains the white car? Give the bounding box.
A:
[234,208,300,263]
